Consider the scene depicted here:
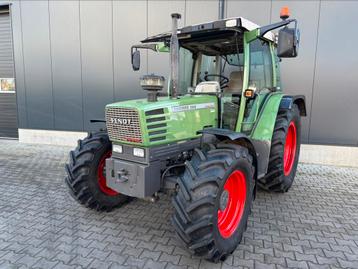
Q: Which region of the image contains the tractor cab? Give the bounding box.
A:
[132,17,282,132]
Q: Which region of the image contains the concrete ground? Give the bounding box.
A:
[0,140,357,269]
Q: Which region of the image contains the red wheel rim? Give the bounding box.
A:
[217,170,247,238]
[283,121,297,176]
[97,151,118,196]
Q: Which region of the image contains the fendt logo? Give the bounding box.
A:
[110,118,132,125]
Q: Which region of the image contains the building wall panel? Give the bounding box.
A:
[4,0,358,146]
[309,1,358,145]
[20,1,54,129]
[113,1,147,102]
[80,1,114,131]
[49,1,83,131]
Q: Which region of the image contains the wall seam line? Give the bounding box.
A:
[184,0,187,24]
[146,0,148,73]
[111,0,115,102]
[47,0,56,130]
[78,0,85,131]
[307,0,322,143]
[9,3,20,130]
[19,0,28,128]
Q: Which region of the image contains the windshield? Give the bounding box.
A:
[178,41,244,94]
[143,31,245,95]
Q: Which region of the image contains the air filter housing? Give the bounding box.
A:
[140,74,165,102]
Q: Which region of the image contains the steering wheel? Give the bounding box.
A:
[204,74,229,88]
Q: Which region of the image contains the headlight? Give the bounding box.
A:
[113,144,123,153]
[133,147,145,158]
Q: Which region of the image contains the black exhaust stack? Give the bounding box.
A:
[170,13,181,99]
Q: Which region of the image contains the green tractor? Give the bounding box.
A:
[65,7,305,262]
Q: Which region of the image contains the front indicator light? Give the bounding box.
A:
[133,148,145,158]
[113,144,123,153]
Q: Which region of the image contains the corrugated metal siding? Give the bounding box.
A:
[0,13,13,77]
[3,0,358,145]
[0,11,18,138]
[0,93,18,137]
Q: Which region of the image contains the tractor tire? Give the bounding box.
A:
[172,142,255,262]
[258,104,301,192]
[65,131,129,211]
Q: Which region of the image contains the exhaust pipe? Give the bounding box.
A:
[170,13,181,98]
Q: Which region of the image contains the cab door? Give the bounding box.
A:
[240,38,274,133]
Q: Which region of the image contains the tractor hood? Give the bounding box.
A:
[105,95,218,147]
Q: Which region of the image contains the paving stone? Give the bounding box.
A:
[159,252,181,265]
[52,262,78,269]
[69,255,93,267]
[87,248,111,261]
[286,258,309,269]
[88,259,113,269]
[16,255,41,267]
[124,256,146,268]
[121,246,143,257]
[179,256,201,269]
[32,258,59,269]
[140,250,162,261]
[143,259,167,269]
[1,140,358,268]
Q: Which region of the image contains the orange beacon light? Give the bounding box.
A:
[280,6,290,20]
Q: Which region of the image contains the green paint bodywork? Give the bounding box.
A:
[251,92,283,140]
[106,28,284,152]
[106,95,218,147]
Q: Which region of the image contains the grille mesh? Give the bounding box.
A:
[105,107,142,143]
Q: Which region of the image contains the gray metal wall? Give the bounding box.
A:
[4,0,358,146]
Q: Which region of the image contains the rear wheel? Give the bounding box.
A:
[172,142,255,262]
[65,131,129,211]
[258,104,301,192]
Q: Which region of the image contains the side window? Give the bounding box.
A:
[179,47,194,94]
[249,39,273,90]
[199,55,217,82]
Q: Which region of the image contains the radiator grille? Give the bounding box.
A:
[105,107,142,143]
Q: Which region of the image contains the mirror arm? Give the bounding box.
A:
[131,44,158,55]
[131,44,159,68]
[259,19,296,37]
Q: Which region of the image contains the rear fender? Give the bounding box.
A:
[280,95,307,116]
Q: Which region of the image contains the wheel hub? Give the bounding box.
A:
[97,151,119,196]
[217,170,247,238]
[219,190,229,211]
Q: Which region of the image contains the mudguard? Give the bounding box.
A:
[199,128,258,180]
[280,95,307,116]
[200,93,306,180]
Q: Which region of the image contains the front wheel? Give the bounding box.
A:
[172,142,255,262]
[65,132,129,211]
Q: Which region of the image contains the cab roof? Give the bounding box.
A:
[142,17,275,44]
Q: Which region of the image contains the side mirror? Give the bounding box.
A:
[277,26,300,58]
[131,50,140,71]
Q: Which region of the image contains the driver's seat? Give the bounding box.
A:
[224,71,243,93]
[194,81,220,93]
